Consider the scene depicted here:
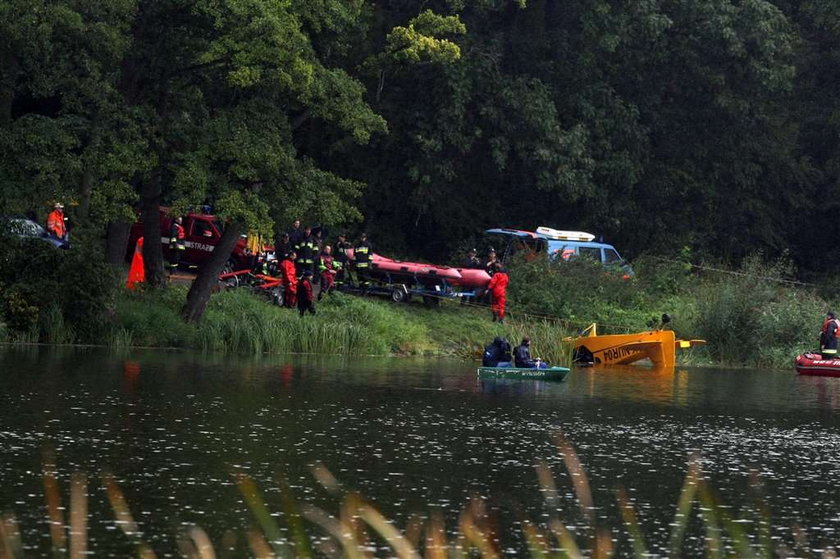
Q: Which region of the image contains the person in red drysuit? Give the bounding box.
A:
[297,270,316,317]
[281,251,298,308]
[317,244,340,300]
[487,263,509,323]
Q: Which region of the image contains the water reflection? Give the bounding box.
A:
[0,347,839,555]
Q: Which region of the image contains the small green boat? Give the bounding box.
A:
[476,366,570,382]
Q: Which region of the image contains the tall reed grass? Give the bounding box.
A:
[112,286,575,363]
[1,438,818,558]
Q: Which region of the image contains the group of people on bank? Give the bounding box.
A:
[266,220,373,317]
[164,211,509,322]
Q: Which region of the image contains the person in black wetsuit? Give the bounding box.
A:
[482,337,512,366]
[514,337,546,368]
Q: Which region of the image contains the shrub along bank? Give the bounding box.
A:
[506,253,831,369]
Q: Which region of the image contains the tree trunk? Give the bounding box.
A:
[105,220,132,265]
[182,221,243,323]
[0,51,17,127]
[141,168,166,287]
[77,117,102,221]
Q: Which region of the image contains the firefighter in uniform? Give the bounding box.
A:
[168,216,186,274]
[295,226,317,277]
[354,232,372,289]
[334,233,351,287]
[288,219,304,249]
[820,311,840,359]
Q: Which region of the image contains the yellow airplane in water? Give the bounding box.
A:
[565,317,706,368]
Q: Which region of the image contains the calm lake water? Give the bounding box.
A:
[1,347,839,556]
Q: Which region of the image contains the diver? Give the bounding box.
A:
[514,337,547,369]
[482,337,512,367]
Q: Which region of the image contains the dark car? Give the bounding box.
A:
[1,217,71,249]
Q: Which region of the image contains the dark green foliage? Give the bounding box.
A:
[0,235,118,343]
[693,255,825,367]
[507,256,653,333]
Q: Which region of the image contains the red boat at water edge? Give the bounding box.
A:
[794,353,840,377]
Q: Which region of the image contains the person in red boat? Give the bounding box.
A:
[487,263,509,323]
[820,311,840,359]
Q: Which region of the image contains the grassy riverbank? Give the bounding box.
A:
[0,237,831,368]
[111,286,576,363]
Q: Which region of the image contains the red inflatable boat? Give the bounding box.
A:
[370,254,462,283]
[453,268,492,290]
[794,353,840,377]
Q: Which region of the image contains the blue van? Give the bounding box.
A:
[484,226,633,276]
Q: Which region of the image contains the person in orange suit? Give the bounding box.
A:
[127,237,145,289]
[46,202,67,240]
[487,263,509,323]
[281,250,298,308]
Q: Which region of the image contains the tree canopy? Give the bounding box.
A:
[1,0,839,315]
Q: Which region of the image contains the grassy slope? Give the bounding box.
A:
[112,287,575,364]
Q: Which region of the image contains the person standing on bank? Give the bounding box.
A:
[168,216,186,274]
[295,226,317,277]
[462,248,481,269]
[334,233,351,287]
[281,250,298,308]
[317,244,341,300]
[297,270,316,317]
[354,232,372,289]
[46,202,67,240]
[275,232,291,260]
[484,248,498,275]
[820,311,840,359]
[487,263,509,323]
[288,219,304,249]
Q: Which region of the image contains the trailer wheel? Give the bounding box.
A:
[220,259,240,289]
[391,287,408,303]
[271,287,284,307]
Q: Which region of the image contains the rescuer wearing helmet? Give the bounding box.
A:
[354,232,372,289]
[168,216,186,274]
[46,202,67,240]
[820,311,840,359]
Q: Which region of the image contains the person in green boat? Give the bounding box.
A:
[482,337,512,367]
[514,337,547,369]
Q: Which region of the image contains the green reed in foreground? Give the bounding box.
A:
[2,435,832,558]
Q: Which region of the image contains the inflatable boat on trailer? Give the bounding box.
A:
[794,353,840,377]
